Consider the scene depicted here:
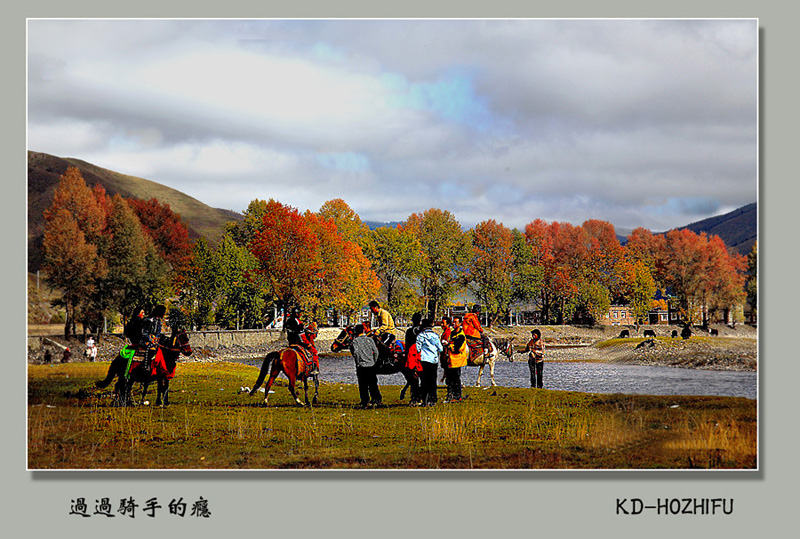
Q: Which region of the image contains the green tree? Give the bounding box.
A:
[365,226,425,310]
[104,195,170,316]
[403,208,469,318]
[214,234,267,329]
[178,237,221,329]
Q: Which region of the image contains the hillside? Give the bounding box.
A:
[27,151,242,272]
[678,202,757,256]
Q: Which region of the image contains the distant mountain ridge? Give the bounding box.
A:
[677,202,757,256]
[27,151,757,273]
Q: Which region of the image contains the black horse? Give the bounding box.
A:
[331,325,417,397]
[96,329,193,406]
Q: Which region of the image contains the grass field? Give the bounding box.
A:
[27,361,757,470]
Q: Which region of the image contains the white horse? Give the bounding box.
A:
[446,336,514,389]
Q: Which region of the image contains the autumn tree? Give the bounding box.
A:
[225,199,269,247]
[466,220,515,325]
[403,208,469,318]
[128,197,193,284]
[318,198,372,252]
[746,241,757,320]
[41,167,108,338]
[249,200,323,316]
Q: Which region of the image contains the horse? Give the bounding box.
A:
[248,347,320,406]
[95,329,193,407]
[462,336,506,388]
[331,326,418,397]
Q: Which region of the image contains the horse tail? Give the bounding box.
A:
[251,351,279,393]
[95,355,123,388]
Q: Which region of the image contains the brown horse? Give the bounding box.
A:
[248,347,320,406]
[95,329,193,406]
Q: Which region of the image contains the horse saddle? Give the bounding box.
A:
[466,339,485,365]
[286,345,312,375]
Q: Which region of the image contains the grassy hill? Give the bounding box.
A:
[28,151,242,272]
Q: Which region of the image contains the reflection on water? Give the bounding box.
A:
[238,356,757,400]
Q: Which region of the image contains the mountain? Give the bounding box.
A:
[27,151,242,272]
[676,202,757,256]
[614,203,757,257]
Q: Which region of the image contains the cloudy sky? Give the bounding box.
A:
[27,19,757,232]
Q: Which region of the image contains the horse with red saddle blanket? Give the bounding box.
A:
[248,345,320,406]
[95,329,193,406]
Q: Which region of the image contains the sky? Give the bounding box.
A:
[27,19,758,233]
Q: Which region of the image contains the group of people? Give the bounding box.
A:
[286,300,548,409]
[347,302,548,408]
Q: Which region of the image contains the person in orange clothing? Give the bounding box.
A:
[463,304,491,357]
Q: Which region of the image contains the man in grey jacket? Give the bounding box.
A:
[349,323,383,408]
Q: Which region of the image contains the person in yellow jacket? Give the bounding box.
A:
[368,300,397,347]
[444,316,469,402]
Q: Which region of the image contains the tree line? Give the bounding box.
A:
[41,167,755,337]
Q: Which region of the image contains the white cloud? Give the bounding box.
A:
[27,19,757,232]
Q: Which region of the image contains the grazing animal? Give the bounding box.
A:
[249,347,320,406]
[95,329,193,406]
[681,326,692,340]
[671,330,678,338]
[709,328,719,336]
[618,329,630,339]
[643,329,656,338]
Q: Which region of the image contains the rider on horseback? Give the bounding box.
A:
[284,308,319,375]
[300,322,320,376]
[368,300,397,348]
[140,304,166,372]
[463,304,491,360]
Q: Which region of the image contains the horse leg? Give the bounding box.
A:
[287,370,304,406]
[139,381,150,405]
[303,377,310,406]
[156,379,169,406]
[476,363,484,387]
[311,374,319,405]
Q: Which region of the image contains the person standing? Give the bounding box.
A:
[444,316,468,402]
[416,318,443,406]
[349,324,383,408]
[86,335,97,362]
[403,313,423,404]
[525,328,546,388]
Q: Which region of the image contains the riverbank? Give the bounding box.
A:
[27,361,757,469]
[28,324,758,372]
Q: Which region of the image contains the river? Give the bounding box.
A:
[238,356,757,400]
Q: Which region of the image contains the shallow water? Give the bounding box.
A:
[238,356,757,400]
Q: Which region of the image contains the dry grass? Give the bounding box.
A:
[28,361,757,470]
